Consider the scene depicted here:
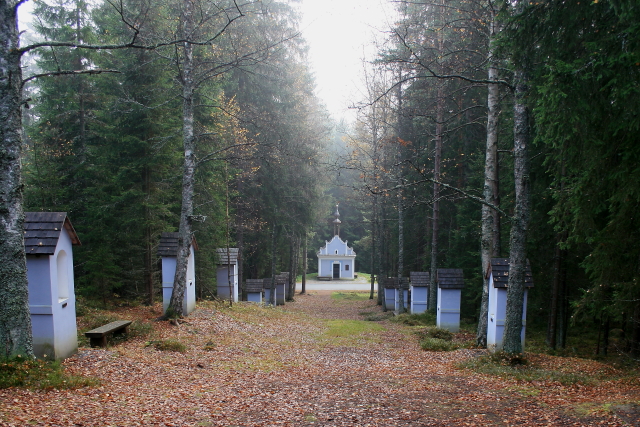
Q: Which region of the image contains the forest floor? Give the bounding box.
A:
[1,291,640,426]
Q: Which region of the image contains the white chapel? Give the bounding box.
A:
[317,204,356,279]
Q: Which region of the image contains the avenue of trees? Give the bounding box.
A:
[1,0,326,357]
[1,0,638,359]
[340,0,640,357]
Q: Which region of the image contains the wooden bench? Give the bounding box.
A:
[85,320,132,348]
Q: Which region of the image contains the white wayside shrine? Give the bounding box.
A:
[486,258,534,352]
[436,269,465,332]
[410,271,430,314]
[25,212,81,360]
[245,279,264,303]
[383,277,409,312]
[159,232,198,316]
[216,248,239,303]
[317,204,356,279]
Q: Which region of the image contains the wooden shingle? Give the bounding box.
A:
[487,258,534,288]
[24,212,80,255]
[215,248,239,264]
[158,232,198,257]
[245,279,264,293]
[437,268,464,289]
[410,271,430,287]
[383,277,409,289]
[276,273,288,285]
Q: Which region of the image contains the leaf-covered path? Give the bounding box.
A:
[1,291,639,426]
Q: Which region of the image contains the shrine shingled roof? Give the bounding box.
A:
[437,268,464,289]
[488,258,534,288]
[24,212,81,255]
[410,271,430,287]
[158,232,199,257]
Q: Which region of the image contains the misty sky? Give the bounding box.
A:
[299,0,394,121]
[18,0,396,121]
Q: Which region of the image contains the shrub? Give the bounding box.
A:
[391,311,436,326]
[458,353,594,385]
[128,321,153,339]
[148,340,187,352]
[416,327,454,341]
[420,337,457,351]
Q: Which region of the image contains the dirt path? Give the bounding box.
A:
[1,291,638,426]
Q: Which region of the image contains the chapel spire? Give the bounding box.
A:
[333,203,341,236]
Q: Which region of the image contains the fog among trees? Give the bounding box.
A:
[1,0,639,358]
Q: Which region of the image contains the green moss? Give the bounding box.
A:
[147,339,187,352]
[0,357,99,390]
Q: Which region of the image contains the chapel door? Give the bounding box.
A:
[333,263,340,279]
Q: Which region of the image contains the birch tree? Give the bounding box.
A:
[1,0,151,356]
[501,0,532,355]
[0,0,32,358]
[163,0,298,317]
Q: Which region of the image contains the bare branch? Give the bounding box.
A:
[22,69,121,87]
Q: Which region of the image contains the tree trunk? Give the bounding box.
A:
[236,177,244,301]
[477,10,500,347]
[599,315,610,356]
[269,221,277,306]
[287,235,298,301]
[429,86,444,312]
[502,67,531,354]
[547,160,566,349]
[301,234,307,295]
[286,236,294,301]
[225,165,233,306]
[167,0,196,318]
[370,192,377,300]
[557,265,569,348]
[631,303,640,357]
[0,0,34,358]
[379,198,386,307]
[143,164,155,305]
[397,183,405,313]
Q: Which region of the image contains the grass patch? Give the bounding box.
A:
[322,319,385,345]
[331,292,371,301]
[458,352,595,386]
[356,272,372,282]
[0,357,98,390]
[147,339,187,352]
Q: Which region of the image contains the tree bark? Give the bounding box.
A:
[397,182,405,313]
[370,192,377,300]
[167,0,196,318]
[428,86,444,312]
[237,177,244,301]
[502,67,531,354]
[0,0,34,358]
[477,9,501,347]
[301,234,307,295]
[269,220,277,306]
